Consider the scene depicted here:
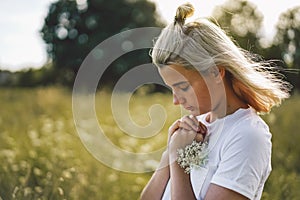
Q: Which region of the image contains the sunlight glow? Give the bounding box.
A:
[1,0,300,71]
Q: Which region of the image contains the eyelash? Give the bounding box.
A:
[179,84,190,91]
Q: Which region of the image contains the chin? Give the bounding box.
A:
[194,108,210,116]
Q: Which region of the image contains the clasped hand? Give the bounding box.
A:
[167,115,207,161]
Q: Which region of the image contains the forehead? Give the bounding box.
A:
[158,64,203,86]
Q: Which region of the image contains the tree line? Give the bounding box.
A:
[1,0,299,91]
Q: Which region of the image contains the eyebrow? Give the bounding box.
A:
[172,81,189,87]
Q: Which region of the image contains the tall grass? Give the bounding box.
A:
[0,87,299,199]
[261,93,300,200]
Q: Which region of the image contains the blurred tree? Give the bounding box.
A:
[212,0,299,91]
[212,0,263,54]
[12,65,56,87]
[273,6,300,91]
[40,0,163,86]
[0,70,15,87]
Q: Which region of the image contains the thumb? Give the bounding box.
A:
[194,133,204,143]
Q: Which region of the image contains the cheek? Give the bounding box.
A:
[192,83,212,104]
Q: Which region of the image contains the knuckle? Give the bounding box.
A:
[181,115,189,120]
[169,120,180,129]
[173,119,180,125]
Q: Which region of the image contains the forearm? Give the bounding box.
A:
[140,151,170,200]
[169,159,196,200]
[140,165,169,200]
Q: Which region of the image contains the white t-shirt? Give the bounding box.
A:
[162,107,272,200]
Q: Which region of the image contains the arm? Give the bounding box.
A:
[204,184,249,200]
[169,156,197,200]
[141,115,206,200]
[168,128,197,200]
[140,151,170,200]
[167,115,206,200]
[168,162,249,200]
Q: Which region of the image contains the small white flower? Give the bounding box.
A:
[176,140,209,174]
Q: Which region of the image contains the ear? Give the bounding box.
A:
[210,66,225,83]
[218,67,225,79]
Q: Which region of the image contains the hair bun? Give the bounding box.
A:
[175,3,194,25]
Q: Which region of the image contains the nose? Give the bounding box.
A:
[173,93,185,105]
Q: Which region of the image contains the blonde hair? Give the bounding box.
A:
[151,3,291,113]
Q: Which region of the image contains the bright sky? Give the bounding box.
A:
[0,0,299,71]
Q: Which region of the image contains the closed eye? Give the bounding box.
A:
[179,84,190,91]
[176,82,190,91]
[166,81,190,92]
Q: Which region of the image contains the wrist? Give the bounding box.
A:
[168,147,178,165]
[157,150,169,169]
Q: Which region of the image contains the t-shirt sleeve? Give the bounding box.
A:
[210,118,272,199]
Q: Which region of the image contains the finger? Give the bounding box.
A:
[197,121,207,135]
[189,114,200,125]
[172,129,196,143]
[180,115,199,131]
[177,121,195,131]
[168,120,181,136]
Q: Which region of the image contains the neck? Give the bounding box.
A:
[206,79,248,123]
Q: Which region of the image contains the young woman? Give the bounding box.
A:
[140,3,291,200]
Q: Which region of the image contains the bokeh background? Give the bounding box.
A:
[0,0,300,199]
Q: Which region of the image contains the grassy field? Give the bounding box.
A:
[0,87,299,200]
